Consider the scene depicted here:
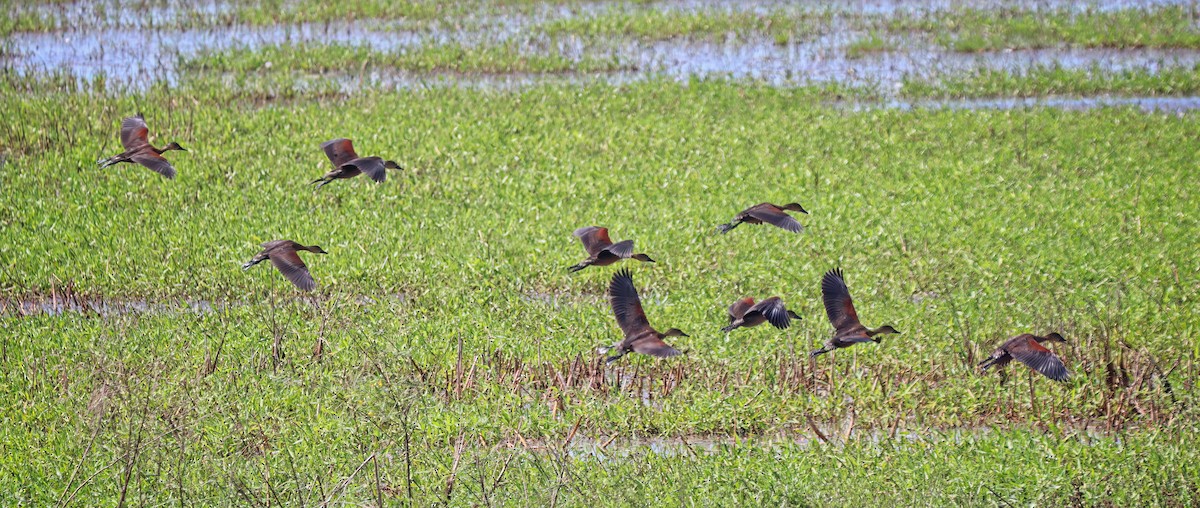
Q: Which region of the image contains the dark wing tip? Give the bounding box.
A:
[347,157,387,183]
[779,217,804,233]
[293,276,316,291]
[821,268,848,294]
[1011,341,1070,382]
[131,154,177,178]
[1036,357,1070,381]
[608,268,636,301]
[611,267,634,287]
[760,298,792,329]
[648,346,682,358]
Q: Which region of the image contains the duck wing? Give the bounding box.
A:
[120,113,151,150]
[630,336,682,358]
[821,268,862,334]
[752,296,794,330]
[575,226,615,256]
[268,248,316,291]
[746,204,803,233]
[130,152,176,179]
[727,297,754,322]
[609,268,651,338]
[605,239,635,259]
[344,156,388,183]
[1008,335,1069,381]
[321,138,359,168]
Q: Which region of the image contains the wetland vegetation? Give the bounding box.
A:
[3,0,1199,505]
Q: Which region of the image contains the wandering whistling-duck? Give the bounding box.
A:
[242,240,328,291]
[721,296,800,332]
[716,202,808,234]
[598,269,687,364]
[979,333,1070,381]
[312,138,402,188]
[569,226,654,273]
[811,268,899,357]
[97,113,187,179]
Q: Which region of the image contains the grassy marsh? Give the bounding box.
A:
[5,1,1200,504]
[892,6,1200,52]
[903,63,1200,98]
[845,31,893,59]
[0,10,59,34]
[542,9,831,41]
[230,0,444,25]
[3,73,1199,503]
[181,42,627,75]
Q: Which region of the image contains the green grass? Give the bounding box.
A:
[227,0,452,25]
[0,9,59,34]
[543,9,831,41]
[3,61,1200,504]
[892,6,1200,51]
[0,1,237,33]
[903,64,1200,98]
[845,31,893,59]
[225,0,616,26]
[180,42,626,75]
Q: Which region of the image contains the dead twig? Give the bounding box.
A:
[319,451,377,507]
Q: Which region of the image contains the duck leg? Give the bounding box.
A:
[716,221,741,234]
[241,255,268,270]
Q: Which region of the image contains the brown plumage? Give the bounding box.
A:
[241,240,328,291]
[599,269,687,364]
[312,138,402,188]
[979,333,1069,381]
[722,296,800,333]
[568,226,654,273]
[716,202,808,234]
[811,268,899,357]
[97,113,187,178]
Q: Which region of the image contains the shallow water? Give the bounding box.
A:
[20,0,230,29]
[631,35,1200,87]
[4,22,423,79]
[5,0,1200,105]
